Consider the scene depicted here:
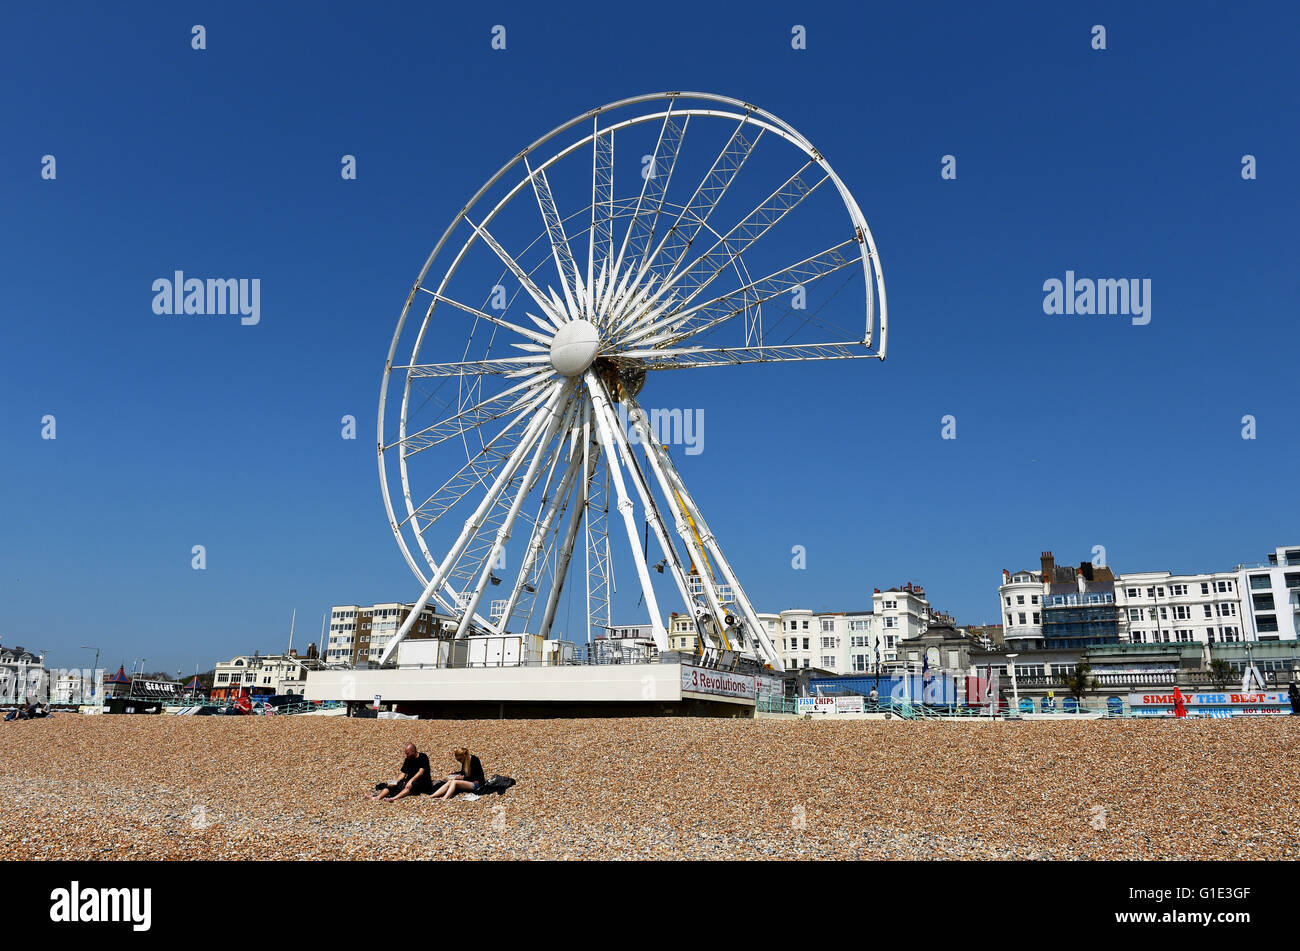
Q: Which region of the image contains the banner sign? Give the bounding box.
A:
[796,696,835,715]
[129,679,184,701]
[681,665,755,701]
[1128,691,1293,717]
[796,695,867,715]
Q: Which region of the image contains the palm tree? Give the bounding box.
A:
[1061,662,1096,703]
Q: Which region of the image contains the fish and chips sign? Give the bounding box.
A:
[1128,690,1292,717]
[796,695,865,715]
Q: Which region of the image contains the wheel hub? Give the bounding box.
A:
[549,318,600,377]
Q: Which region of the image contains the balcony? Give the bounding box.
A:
[1015,670,1176,688]
[1003,625,1043,639]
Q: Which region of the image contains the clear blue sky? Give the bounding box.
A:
[2,1,1296,674]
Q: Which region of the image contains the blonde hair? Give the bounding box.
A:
[453,747,471,773]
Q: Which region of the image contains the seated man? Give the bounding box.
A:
[369,743,435,802]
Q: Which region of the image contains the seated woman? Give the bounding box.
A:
[433,746,487,801]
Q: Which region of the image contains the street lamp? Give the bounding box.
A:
[81,645,101,699]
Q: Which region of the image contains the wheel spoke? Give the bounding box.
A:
[418,287,554,346]
[588,120,615,312]
[667,161,828,315]
[391,373,552,457]
[399,393,546,533]
[524,159,585,318]
[401,356,554,378]
[465,216,568,324]
[633,114,763,295]
[617,238,861,350]
[605,108,689,323]
[617,341,879,369]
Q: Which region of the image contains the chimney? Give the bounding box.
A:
[874,587,880,594]
[1040,551,1055,580]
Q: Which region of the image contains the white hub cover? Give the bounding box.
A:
[549,318,600,377]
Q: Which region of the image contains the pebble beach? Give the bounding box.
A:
[2,715,1297,860]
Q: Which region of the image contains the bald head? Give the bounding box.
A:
[404,743,417,756]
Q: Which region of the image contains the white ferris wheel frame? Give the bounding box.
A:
[376,92,889,672]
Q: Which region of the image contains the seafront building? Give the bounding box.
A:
[767,583,933,674]
[0,644,46,705]
[1237,545,1300,642]
[1116,570,1245,645]
[1001,545,1299,649]
[325,602,452,665]
[211,649,324,700]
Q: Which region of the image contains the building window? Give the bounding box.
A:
[1249,575,1272,591]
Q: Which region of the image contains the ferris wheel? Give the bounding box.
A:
[377,92,887,671]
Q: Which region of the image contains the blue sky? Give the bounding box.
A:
[2,1,1296,674]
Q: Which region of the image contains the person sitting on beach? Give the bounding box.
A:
[432,747,487,801]
[369,743,435,802]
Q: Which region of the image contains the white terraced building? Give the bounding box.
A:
[768,585,931,674]
[999,569,1046,648]
[1116,570,1246,645]
[1237,545,1300,642]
